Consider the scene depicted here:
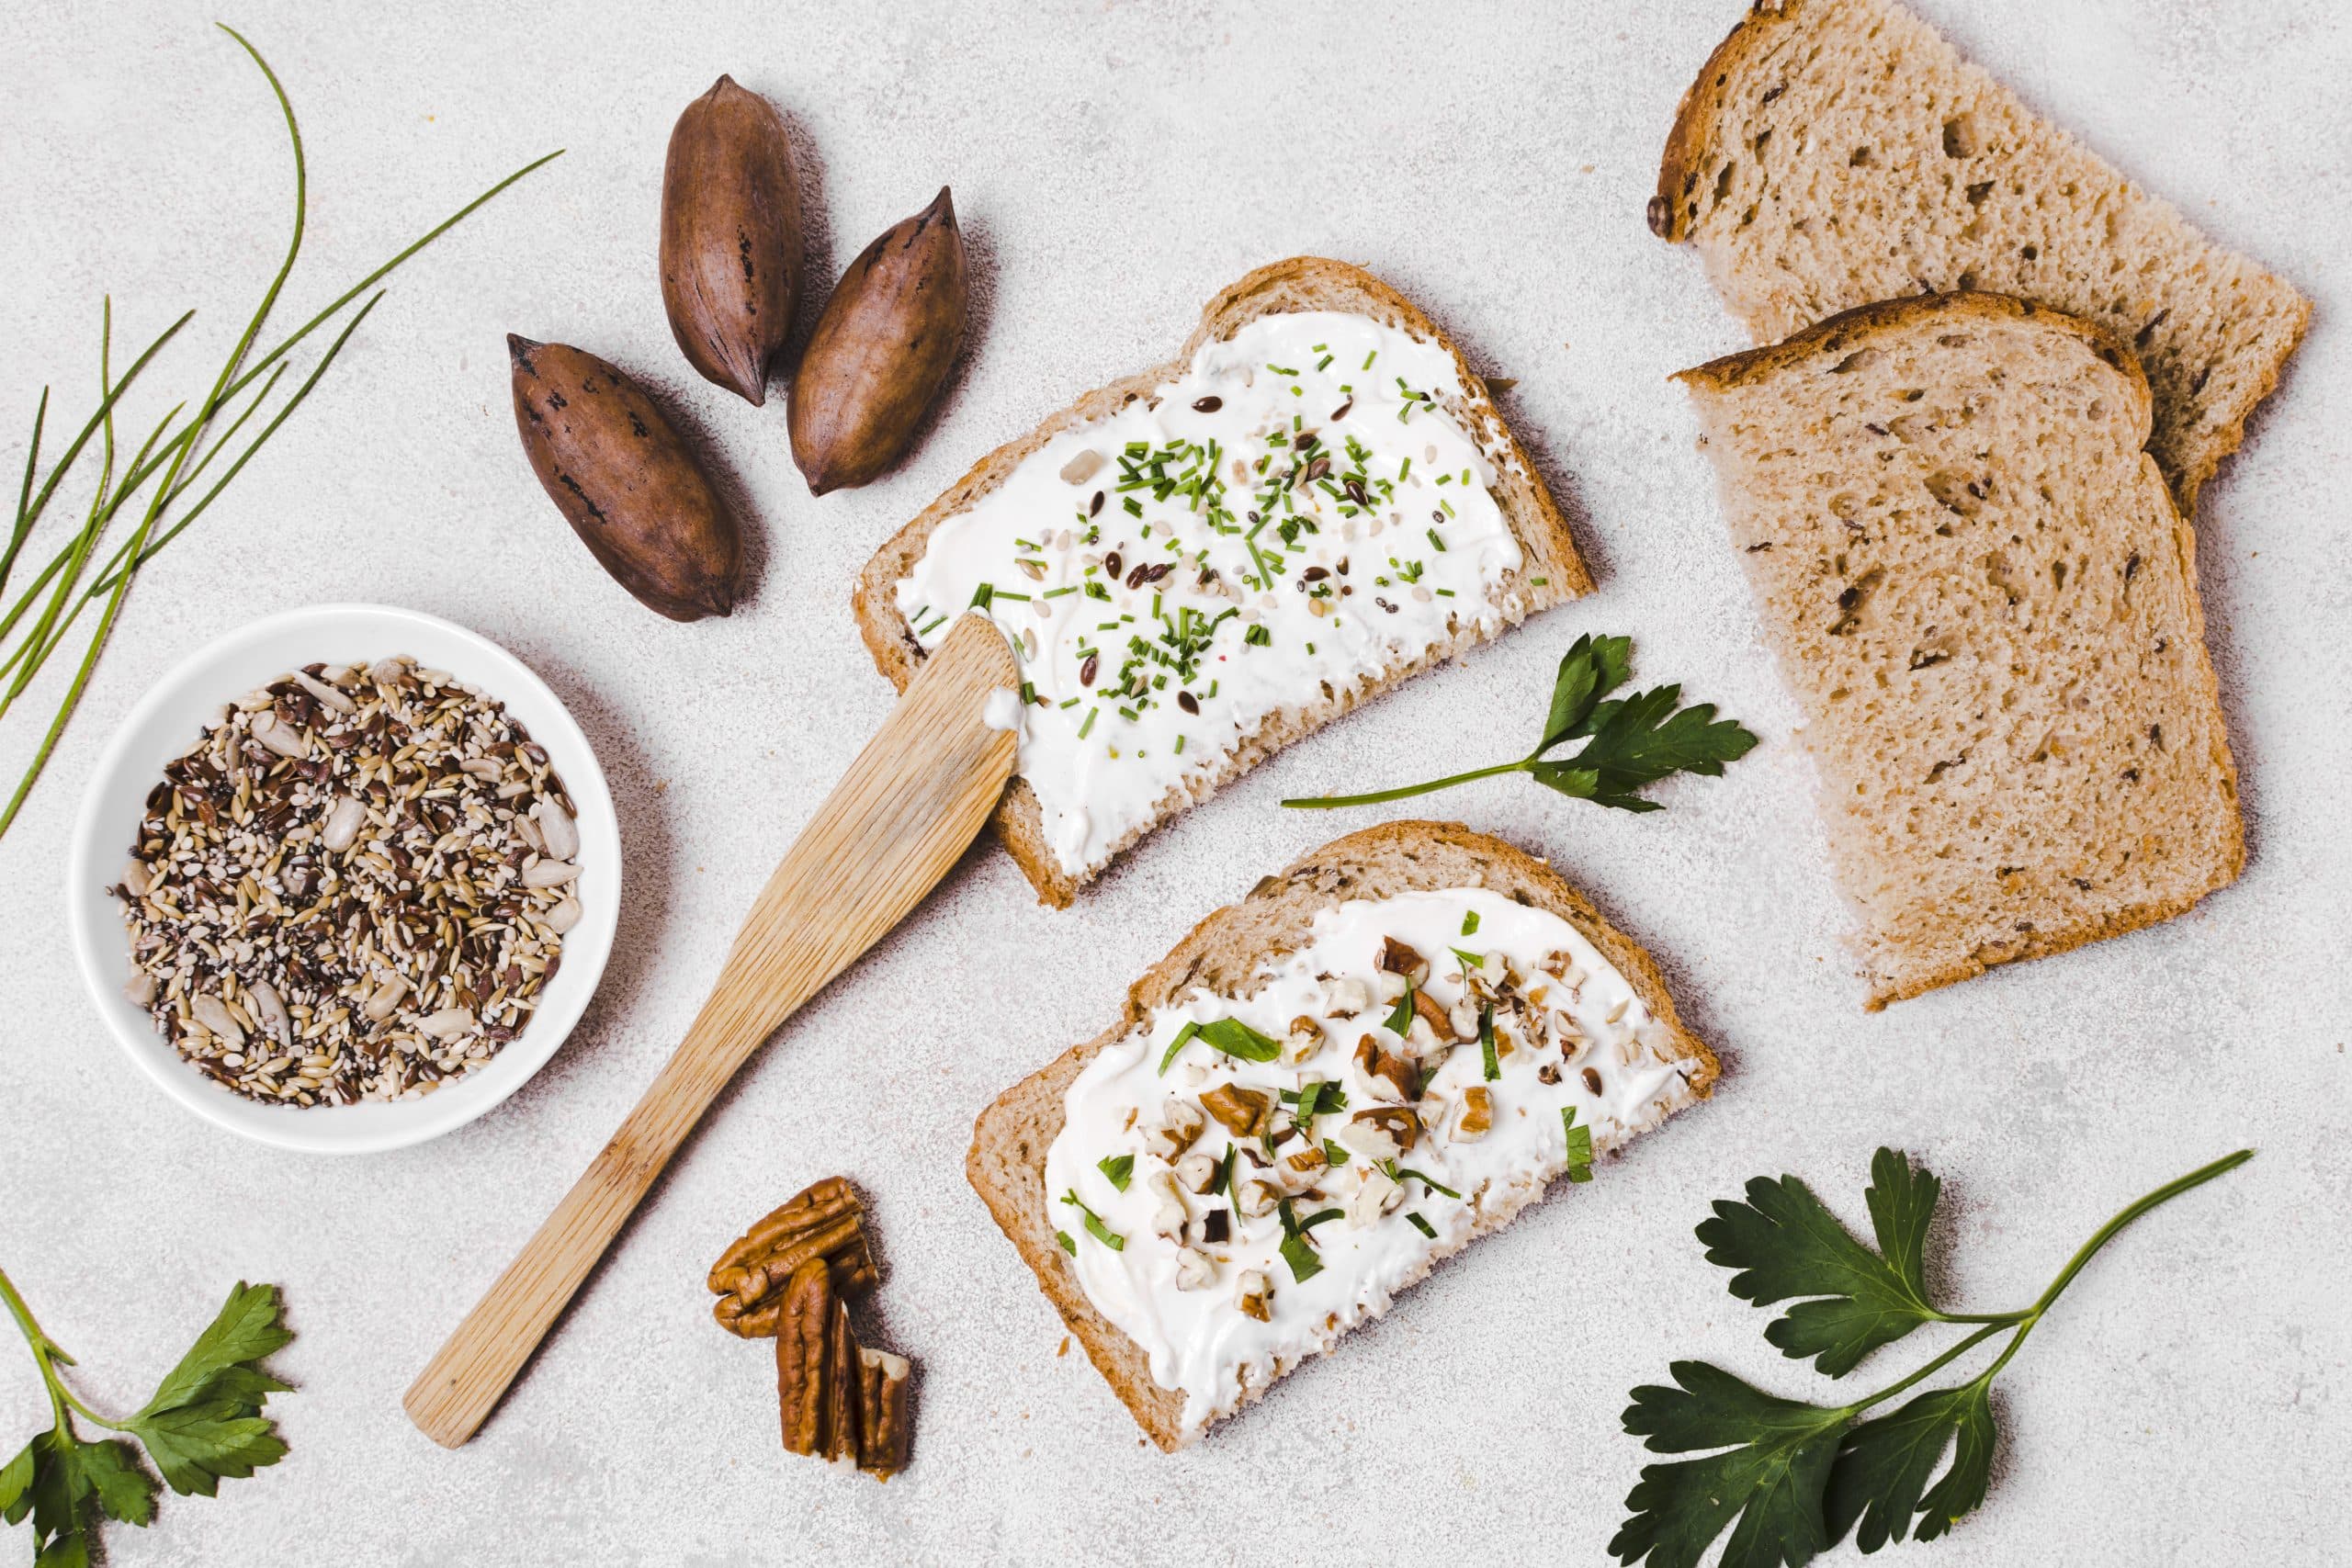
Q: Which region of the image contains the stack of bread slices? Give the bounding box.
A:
[1657,0,2306,1006]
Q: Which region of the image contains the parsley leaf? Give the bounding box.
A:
[1562,1107,1594,1183]
[1277,1198,1343,1283]
[1612,1362,1846,1568]
[1283,632,1758,814]
[1822,1382,1996,1551]
[2,1271,293,1565]
[1698,1146,1944,1376]
[1097,1155,1135,1192]
[1611,1147,2253,1568]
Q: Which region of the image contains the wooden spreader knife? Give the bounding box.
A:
[404,614,1017,1448]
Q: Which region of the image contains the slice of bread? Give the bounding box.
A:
[965,820,1717,1449]
[1675,292,2242,1009]
[853,258,1589,907]
[1652,0,2310,514]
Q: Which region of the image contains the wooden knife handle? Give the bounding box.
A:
[402,615,1015,1449]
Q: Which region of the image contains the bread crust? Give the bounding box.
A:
[852,258,1589,906]
[1675,290,2151,409]
[964,821,1717,1449]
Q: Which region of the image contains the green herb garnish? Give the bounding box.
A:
[1155,1021,1203,1076]
[1056,1231,1076,1256]
[0,28,557,840]
[1478,1003,1500,1081]
[1277,1199,1344,1283]
[1283,633,1758,815]
[1388,1162,1461,1200]
[1562,1107,1595,1183]
[1196,1018,1280,1064]
[1210,1143,1238,1198]
[1323,1137,1350,1168]
[1059,1190,1125,1251]
[1097,1155,1134,1192]
[1406,1212,1437,1238]
[1610,1147,2253,1568]
[1451,947,1484,970]
[1381,976,1416,1038]
[1461,910,1480,936]
[1,1269,295,1565]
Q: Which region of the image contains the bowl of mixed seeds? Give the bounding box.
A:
[67,604,620,1154]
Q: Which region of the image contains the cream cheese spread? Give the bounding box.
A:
[894,311,1529,879]
[1040,886,1703,1438]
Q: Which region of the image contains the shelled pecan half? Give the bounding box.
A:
[769,1251,915,1480]
[710,1176,876,1336]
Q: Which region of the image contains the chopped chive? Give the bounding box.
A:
[969,582,994,609]
[1406,1212,1436,1238]
[1157,1020,1203,1075]
[1461,910,1480,936]
[1079,708,1098,739]
[1097,1154,1134,1191]
[1479,1004,1500,1081]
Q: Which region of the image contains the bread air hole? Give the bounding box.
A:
[1941,114,1979,158]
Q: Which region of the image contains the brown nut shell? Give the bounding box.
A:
[508,334,743,621]
[787,186,968,494]
[660,74,803,406]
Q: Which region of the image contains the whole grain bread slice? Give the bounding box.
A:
[854,258,1589,907]
[966,820,1717,1450]
[1653,0,2310,514]
[1675,291,2242,1008]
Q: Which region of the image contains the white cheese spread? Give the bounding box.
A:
[1041,886,1704,1438]
[894,311,1529,879]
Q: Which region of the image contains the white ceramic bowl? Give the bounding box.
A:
[66,603,620,1155]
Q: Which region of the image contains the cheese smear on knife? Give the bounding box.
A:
[1041,888,1704,1438]
[894,311,1522,879]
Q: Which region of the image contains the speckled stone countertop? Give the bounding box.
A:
[2,2,2344,1562]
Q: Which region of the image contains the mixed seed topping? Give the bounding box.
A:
[114,656,584,1107]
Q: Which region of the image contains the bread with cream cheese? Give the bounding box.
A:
[1675,292,2241,1008]
[852,258,1589,907]
[964,820,1717,1450]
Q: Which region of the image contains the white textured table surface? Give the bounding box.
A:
[3,2,2346,1562]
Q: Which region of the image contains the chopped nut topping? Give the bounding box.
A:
[1323,976,1372,1018]
[1283,1142,1329,1179]
[1148,1169,1189,1238]
[1200,1082,1273,1138]
[1378,936,1430,983]
[1457,1086,1494,1142]
[1174,1247,1217,1291]
[1175,1151,1220,1194]
[1353,1032,1419,1102]
[1283,1014,1325,1065]
[1339,1106,1420,1163]
[1145,1099,1206,1161]
[1237,1269,1272,1322]
[1347,1168,1402,1229]
[1236,1179,1283,1219]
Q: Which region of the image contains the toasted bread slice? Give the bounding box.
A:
[1676,292,2242,1008]
[966,821,1717,1449]
[854,258,1589,907]
[1653,0,2309,513]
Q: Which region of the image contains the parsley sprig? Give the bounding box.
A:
[1,1268,295,1564]
[1611,1146,2252,1567]
[1283,633,1758,813]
